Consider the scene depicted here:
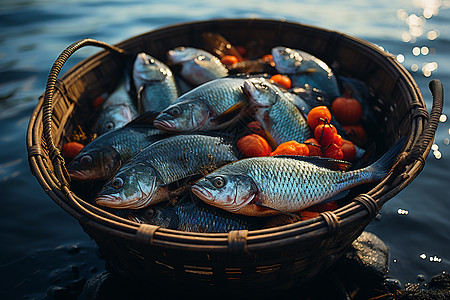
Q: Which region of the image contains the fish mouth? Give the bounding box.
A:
[153,118,176,131]
[191,185,213,202]
[95,195,124,208]
[68,170,89,181]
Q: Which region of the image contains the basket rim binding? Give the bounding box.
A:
[27,18,443,252]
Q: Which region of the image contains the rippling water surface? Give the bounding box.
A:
[1,0,449,298]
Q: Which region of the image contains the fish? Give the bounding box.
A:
[191,138,404,216]
[287,84,332,113]
[167,46,228,86]
[153,77,252,133]
[94,104,134,135]
[272,46,340,98]
[95,134,241,209]
[132,52,179,114]
[243,78,312,146]
[67,112,167,181]
[128,197,262,233]
[93,78,137,135]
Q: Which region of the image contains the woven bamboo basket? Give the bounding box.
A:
[27,19,443,296]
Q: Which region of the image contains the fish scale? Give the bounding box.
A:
[242,157,371,211]
[182,78,246,115]
[96,134,240,209]
[146,134,238,184]
[244,78,312,145]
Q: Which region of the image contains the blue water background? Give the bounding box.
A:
[1,0,449,298]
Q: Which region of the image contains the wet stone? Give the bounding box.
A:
[341,231,389,281]
[46,286,76,300]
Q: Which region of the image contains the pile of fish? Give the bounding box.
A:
[67,33,402,233]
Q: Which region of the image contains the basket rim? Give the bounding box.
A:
[27,18,433,251]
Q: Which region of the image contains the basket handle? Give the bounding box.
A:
[404,79,444,164]
[390,79,444,181]
[42,38,127,187]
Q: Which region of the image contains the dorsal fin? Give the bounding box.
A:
[210,101,246,125]
[126,110,161,126]
[271,155,352,171]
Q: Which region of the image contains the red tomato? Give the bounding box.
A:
[331,96,363,125]
[237,134,272,157]
[342,124,368,146]
[307,106,332,130]
[270,141,309,156]
[247,121,266,138]
[341,139,357,162]
[270,74,292,89]
[62,142,85,159]
[322,143,344,160]
[221,55,239,66]
[304,138,322,157]
[314,124,336,147]
[332,134,343,148]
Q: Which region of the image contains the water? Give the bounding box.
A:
[1,0,449,298]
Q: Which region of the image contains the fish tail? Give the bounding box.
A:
[366,137,405,181]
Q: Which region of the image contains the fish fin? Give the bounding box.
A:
[201,32,244,61]
[271,155,352,171]
[366,137,405,180]
[210,101,245,125]
[126,110,160,126]
[350,143,376,170]
[298,68,318,75]
[136,85,145,114]
[254,202,298,218]
[262,130,278,150]
[321,189,350,203]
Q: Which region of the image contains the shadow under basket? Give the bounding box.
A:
[27,19,443,296]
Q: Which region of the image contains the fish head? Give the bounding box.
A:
[94,104,133,135]
[67,144,121,181]
[129,204,177,228]
[133,52,170,84]
[243,78,280,108]
[95,163,159,209]
[153,99,210,132]
[271,46,304,74]
[167,47,201,64]
[191,171,258,213]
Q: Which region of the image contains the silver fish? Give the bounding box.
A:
[153,77,251,133]
[243,78,312,145]
[272,46,340,98]
[67,113,166,181]
[167,46,228,86]
[95,134,240,209]
[94,104,134,135]
[94,79,137,135]
[133,52,179,114]
[129,198,262,233]
[192,139,404,216]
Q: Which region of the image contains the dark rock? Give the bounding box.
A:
[428,273,450,291]
[341,231,389,281]
[46,286,76,300]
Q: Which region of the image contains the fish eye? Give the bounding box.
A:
[111,177,124,189]
[169,106,182,117]
[212,176,226,188]
[80,155,93,167]
[105,121,115,131]
[145,208,154,218]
